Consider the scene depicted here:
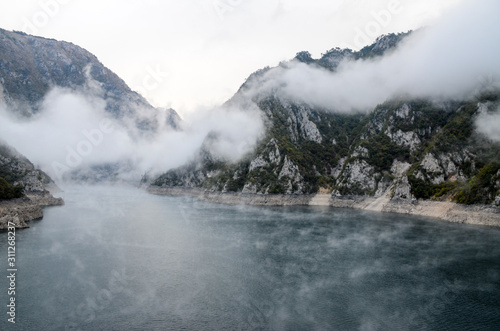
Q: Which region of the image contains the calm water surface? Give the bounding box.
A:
[1,185,499,330]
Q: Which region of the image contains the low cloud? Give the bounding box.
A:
[0,87,264,183]
[1,1,497,182]
[248,0,500,113]
[475,106,500,142]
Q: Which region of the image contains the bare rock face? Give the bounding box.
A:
[248,138,281,173]
[392,177,414,200]
[278,156,304,194]
[281,102,322,143]
[386,129,421,152]
[420,153,443,174]
[414,150,472,186]
[296,107,323,144]
[416,153,445,184]
[336,160,376,195]
[389,161,414,200]
[268,139,281,164]
[395,103,411,119]
[248,155,268,173]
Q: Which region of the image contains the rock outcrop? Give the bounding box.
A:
[0,142,64,229]
[0,192,64,229]
[0,198,43,229]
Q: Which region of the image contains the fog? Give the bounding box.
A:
[1,1,498,183]
[246,0,500,113]
[5,184,499,329]
[476,106,500,142]
[0,86,264,182]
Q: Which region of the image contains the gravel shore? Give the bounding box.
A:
[0,192,64,229]
[148,186,500,227]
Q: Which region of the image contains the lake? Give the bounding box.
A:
[1,185,499,330]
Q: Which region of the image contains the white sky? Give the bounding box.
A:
[0,0,464,116]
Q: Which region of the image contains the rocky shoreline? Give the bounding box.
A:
[148,186,500,227]
[0,192,64,229]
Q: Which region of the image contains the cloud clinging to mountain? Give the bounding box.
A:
[248,0,500,113]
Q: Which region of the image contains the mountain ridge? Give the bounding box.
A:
[150,32,500,208]
[0,28,182,183]
[0,28,180,131]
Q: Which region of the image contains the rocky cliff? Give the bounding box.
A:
[150,33,500,209]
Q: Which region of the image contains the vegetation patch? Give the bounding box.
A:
[360,133,410,172]
[455,163,500,205]
[0,176,24,200]
[408,175,459,200]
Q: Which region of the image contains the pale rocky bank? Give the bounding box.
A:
[148,187,500,227]
[0,192,64,230]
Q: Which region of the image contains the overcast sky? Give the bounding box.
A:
[0,0,464,116]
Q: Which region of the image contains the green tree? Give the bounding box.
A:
[0,177,24,200]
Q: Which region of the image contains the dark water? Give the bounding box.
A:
[1,185,499,330]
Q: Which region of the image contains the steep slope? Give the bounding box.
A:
[0,141,64,229]
[333,95,500,206]
[0,28,180,131]
[0,141,56,194]
[150,34,500,207]
[0,28,182,182]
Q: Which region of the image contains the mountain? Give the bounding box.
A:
[0,28,182,182]
[297,32,411,70]
[0,28,180,131]
[150,33,500,207]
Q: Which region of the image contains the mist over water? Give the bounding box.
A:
[1,185,499,330]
